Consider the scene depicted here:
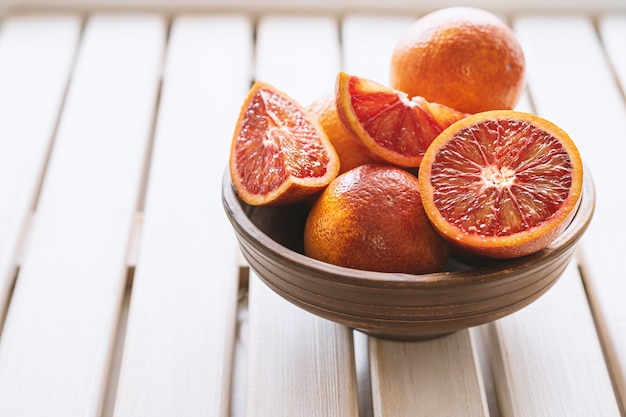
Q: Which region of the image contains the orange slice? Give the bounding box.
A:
[229,81,340,206]
[335,71,467,168]
[418,110,584,259]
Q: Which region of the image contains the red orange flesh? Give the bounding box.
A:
[336,71,466,168]
[229,81,339,206]
[419,110,583,259]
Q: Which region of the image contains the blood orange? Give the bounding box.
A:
[336,71,466,168]
[418,110,583,259]
[390,7,525,114]
[229,81,340,206]
[304,164,448,274]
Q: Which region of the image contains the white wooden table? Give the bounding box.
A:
[0,2,624,416]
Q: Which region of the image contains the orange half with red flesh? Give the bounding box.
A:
[418,110,584,259]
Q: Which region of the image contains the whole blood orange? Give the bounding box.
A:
[304,164,449,274]
[229,81,340,206]
[336,71,466,168]
[390,7,525,114]
[418,110,583,259]
[308,93,377,174]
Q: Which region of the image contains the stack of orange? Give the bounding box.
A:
[228,7,584,273]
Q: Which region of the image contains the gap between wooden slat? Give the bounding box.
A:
[0,267,18,336]
[246,15,359,417]
[0,14,166,416]
[111,14,250,417]
[353,330,373,417]
[27,19,85,214]
[577,248,626,416]
[108,49,166,381]
[230,288,250,417]
[101,266,134,417]
[515,14,625,415]
[0,14,82,335]
[598,16,626,104]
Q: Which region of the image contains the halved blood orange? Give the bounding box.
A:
[335,71,467,168]
[418,110,584,259]
[229,81,340,206]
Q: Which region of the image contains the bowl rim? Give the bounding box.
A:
[222,165,595,288]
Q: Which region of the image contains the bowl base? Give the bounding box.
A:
[356,328,456,342]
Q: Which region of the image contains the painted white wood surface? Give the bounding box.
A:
[598,15,626,409]
[0,15,80,317]
[486,263,620,416]
[482,15,624,416]
[371,332,488,417]
[255,15,340,106]
[0,15,164,416]
[245,15,359,417]
[112,16,251,417]
[341,14,414,84]
[247,275,359,416]
[517,14,626,411]
[0,9,624,417]
[600,16,626,96]
[341,15,490,417]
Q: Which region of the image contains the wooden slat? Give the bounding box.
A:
[340,15,490,417]
[255,15,340,105]
[0,15,80,319]
[487,263,620,416]
[599,15,626,94]
[247,276,359,415]
[518,13,626,410]
[370,332,488,416]
[483,15,624,416]
[112,15,252,417]
[0,15,164,416]
[596,14,626,410]
[341,14,414,84]
[245,15,359,417]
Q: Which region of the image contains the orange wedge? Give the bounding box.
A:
[335,71,467,168]
[229,81,339,206]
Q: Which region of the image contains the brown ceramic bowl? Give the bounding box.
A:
[222,168,595,341]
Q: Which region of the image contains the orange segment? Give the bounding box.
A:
[418,110,583,259]
[229,81,339,206]
[336,71,466,168]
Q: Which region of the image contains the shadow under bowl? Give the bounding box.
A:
[222,168,595,341]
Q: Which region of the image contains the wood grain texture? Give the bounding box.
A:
[370,331,489,417]
[0,15,80,318]
[245,15,359,417]
[487,263,620,416]
[112,15,252,417]
[0,14,165,417]
[247,274,359,416]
